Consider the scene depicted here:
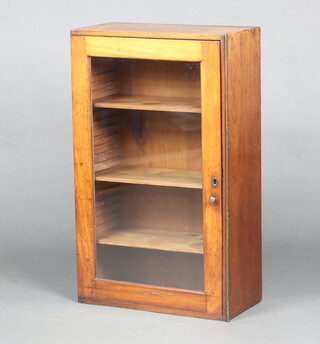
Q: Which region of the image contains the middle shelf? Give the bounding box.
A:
[95,166,202,189]
[96,227,204,254]
[93,94,201,113]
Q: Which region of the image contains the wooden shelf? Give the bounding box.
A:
[93,94,201,113]
[95,166,202,189]
[96,227,203,254]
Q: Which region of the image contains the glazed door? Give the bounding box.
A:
[72,36,222,313]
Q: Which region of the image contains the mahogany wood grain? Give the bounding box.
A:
[201,41,223,315]
[72,22,253,41]
[79,282,207,313]
[95,166,202,189]
[118,111,202,171]
[119,186,202,233]
[96,227,203,254]
[79,288,224,320]
[71,24,261,321]
[85,36,202,61]
[219,36,228,319]
[117,59,200,99]
[226,27,262,320]
[71,36,95,288]
[93,94,201,113]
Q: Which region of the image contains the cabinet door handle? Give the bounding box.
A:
[209,196,216,204]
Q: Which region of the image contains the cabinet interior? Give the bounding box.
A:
[91,57,201,112]
[91,57,203,290]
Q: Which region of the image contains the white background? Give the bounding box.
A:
[1,0,320,343]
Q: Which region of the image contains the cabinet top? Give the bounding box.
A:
[71,22,257,40]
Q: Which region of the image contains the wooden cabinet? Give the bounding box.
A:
[70,22,261,321]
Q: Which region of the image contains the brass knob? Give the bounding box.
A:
[209,196,216,204]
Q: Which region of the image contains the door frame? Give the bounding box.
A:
[71,35,224,319]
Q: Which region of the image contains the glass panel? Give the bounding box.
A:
[91,57,203,291]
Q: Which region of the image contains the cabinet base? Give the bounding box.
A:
[78,296,227,321]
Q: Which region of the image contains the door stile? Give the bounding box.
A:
[201,41,223,315]
[71,35,96,290]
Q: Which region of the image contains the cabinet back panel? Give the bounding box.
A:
[119,110,201,170]
[92,110,201,171]
[117,59,200,98]
[96,245,204,291]
[91,58,200,100]
[119,185,202,232]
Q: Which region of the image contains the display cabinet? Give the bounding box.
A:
[71,22,261,321]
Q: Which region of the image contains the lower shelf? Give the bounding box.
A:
[96,227,203,254]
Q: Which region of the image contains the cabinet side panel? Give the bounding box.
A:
[71,36,96,290]
[227,28,262,319]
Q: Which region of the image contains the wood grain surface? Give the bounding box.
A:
[95,166,202,188]
[71,25,261,321]
[85,36,202,61]
[201,41,223,315]
[72,22,253,40]
[96,227,203,254]
[71,36,96,288]
[93,94,201,113]
[226,27,262,320]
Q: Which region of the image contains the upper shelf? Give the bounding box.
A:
[95,166,202,189]
[93,94,201,113]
